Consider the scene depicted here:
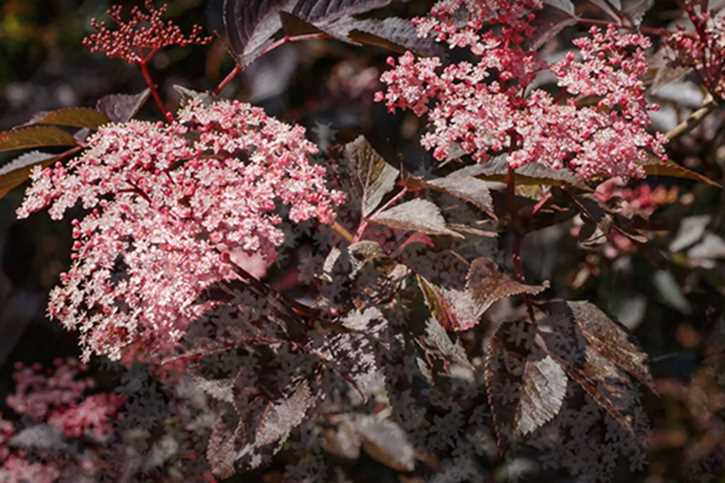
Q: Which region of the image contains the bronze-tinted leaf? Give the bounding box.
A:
[0,126,76,153]
[26,107,110,129]
[465,257,548,315]
[223,0,290,67]
[254,381,315,448]
[458,156,591,191]
[417,316,473,374]
[534,302,653,434]
[355,415,415,472]
[344,136,399,217]
[420,174,496,217]
[484,320,568,442]
[96,89,151,123]
[567,301,656,393]
[207,416,237,479]
[641,154,720,187]
[417,274,485,331]
[417,259,547,332]
[371,199,463,238]
[590,0,655,26]
[337,17,446,57]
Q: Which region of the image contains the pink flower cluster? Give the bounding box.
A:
[17,99,344,362]
[6,359,124,440]
[376,2,667,180]
[667,1,725,99]
[595,177,678,219]
[82,0,211,64]
[0,360,124,483]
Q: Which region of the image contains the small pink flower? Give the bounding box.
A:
[376,3,666,180]
[18,100,344,362]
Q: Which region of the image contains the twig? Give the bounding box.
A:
[213,32,330,96]
[331,222,354,243]
[665,94,719,142]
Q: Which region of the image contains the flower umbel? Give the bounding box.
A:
[376,2,667,180]
[82,0,212,64]
[17,100,345,362]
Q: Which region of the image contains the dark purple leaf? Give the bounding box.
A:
[484,320,568,442]
[96,89,151,123]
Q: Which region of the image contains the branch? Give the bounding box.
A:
[213,32,330,96]
[665,94,719,142]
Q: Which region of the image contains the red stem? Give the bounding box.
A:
[212,32,330,97]
[506,166,525,281]
[138,61,173,122]
[354,187,408,242]
[213,64,241,96]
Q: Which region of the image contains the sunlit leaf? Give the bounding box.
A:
[484,320,568,441]
[641,154,720,187]
[466,257,548,315]
[371,198,462,237]
[355,415,416,472]
[0,126,76,153]
[344,136,399,217]
[410,173,496,217]
[457,156,591,191]
[26,107,110,129]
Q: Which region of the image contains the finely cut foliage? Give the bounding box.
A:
[1,0,723,481]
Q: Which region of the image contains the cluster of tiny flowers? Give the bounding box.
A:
[82,0,211,64]
[595,177,678,219]
[1,412,60,483]
[0,360,124,483]
[376,2,667,180]
[17,99,345,362]
[6,359,124,440]
[667,1,725,99]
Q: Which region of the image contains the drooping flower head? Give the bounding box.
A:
[376,1,667,180]
[17,100,345,362]
[82,0,212,64]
